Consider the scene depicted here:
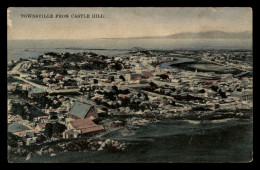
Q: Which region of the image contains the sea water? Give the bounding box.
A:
[7,38,252,61]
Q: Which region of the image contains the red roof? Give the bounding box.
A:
[49,109,56,112]
[38,116,48,118]
[14,125,40,136]
[65,129,74,135]
[118,94,127,99]
[37,123,46,128]
[241,77,249,80]
[59,98,65,101]
[65,86,75,88]
[26,125,40,133]
[232,97,240,101]
[50,84,58,87]
[58,107,65,111]
[70,119,104,134]
[91,96,100,100]
[13,131,27,136]
[81,126,104,134]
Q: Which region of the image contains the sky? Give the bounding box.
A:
[7,7,252,40]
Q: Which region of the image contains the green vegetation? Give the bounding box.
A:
[8,132,23,147]
[10,103,27,119]
[44,122,66,138]
[7,76,24,84]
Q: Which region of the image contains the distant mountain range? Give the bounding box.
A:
[127,31,252,39]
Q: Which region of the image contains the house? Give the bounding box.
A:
[64,86,76,89]
[142,71,153,79]
[63,118,104,138]
[68,101,98,120]
[8,84,16,92]
[8,122,39,137]
[57,107,66,114]
[111,120,126,128]
[67,70,78,75]
[230,91,242,100]
[241,90,253,102]
[26,131,35,138]
[26,137,37,146]
[40,73,49,77]
[8,122,30,135]
[43,77,51,83]
[49,84,60,90]
[35,123,46,132]
[22,83,31,91]
[55,74,64,80]
[33,116,49,123]
[28,87,47,98]
[125,73,142,81]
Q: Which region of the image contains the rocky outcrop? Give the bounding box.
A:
[32,138,127,157]
[98,139,126,151]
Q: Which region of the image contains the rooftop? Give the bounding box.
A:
[8,122,30,133]
[70,118,103,134]
[69,101,94,119]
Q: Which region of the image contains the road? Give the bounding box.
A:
[10,62,24,73]
[14,76,49,90]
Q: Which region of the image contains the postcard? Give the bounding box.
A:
[7,7,253,163]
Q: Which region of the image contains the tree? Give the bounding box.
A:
[52,122,66,134]
[112,85,119,93]
[211,85,218,92]
[10,103,26,119]
[159,74,169,80]
[93,79,98,84]
[50,115,58,120]
[8,132,23,147]
[218,90,227,98]
[199,89,205,93]
[119,75,126,81]
[44,123,53,138]
[143,93,149,101]
[87,92,91,99]
[110,76,115,82]
[36,134,47,143]
[111,62,123,70]
[149,82,158,89]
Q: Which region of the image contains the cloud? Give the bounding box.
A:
[7,8,12,28]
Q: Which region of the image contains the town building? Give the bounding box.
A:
[63,118,103,138]
[68,101,98,120]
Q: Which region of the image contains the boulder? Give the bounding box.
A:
[8,145,11,152]
[97,146,104,151]
[104,139,112,145]
[50,153,56,157]
[48,147,54,153]
[98,142,106,151]
[36,150,43,156]
[112,141,119,148]
[117,144,123,150]
[90,146,97,151]
[25,152,31,161]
